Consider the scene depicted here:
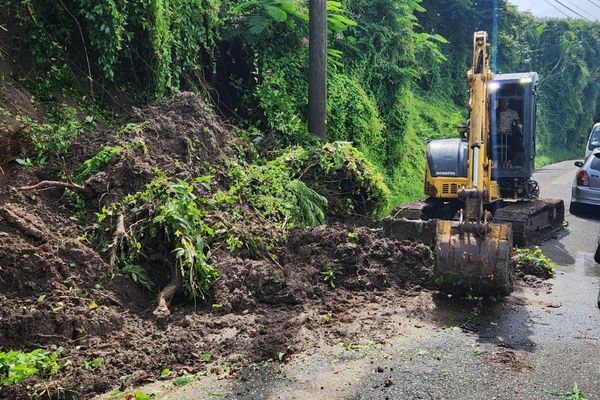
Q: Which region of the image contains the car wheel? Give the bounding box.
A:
[569,201,586,215]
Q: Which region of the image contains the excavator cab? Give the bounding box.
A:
[489,72,539,198]
[424,72,540,202]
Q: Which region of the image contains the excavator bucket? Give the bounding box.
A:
[434,220,513,296]
[383,218,514,296]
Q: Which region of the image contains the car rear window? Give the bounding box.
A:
[590,127,600,150]
[591,154,600,171]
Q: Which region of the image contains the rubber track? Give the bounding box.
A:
[493,198,565,247]
[393,198,565,248]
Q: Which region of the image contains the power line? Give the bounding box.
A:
[544,0,574,18]
[550,0,594,22]
[562,0,599,20]
[585,0,600,11]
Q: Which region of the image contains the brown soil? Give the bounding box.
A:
[0,71,45,165]
[480,347,535,372]
[0,92,435,399]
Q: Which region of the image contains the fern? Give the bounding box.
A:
[75,146,122,184]
[247,14,270,36]
[265,5,287,22]
[288,180,328,227]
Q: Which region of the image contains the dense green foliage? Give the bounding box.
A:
[4,0,221,100]
[75,145,123,184]
[284,142,391,216]
[16,105,89,166]
[4,0,600,204]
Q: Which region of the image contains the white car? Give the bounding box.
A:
[585,123,600,158]
[570,148,600,214]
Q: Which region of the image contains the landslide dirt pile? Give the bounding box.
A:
[67,92,236,205]
[0,92,434,399]
[213,224,434,311]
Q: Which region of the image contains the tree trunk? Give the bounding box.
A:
[308,0,327,143]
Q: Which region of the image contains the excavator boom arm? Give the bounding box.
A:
[462,31,497,224]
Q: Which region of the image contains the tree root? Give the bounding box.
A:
[108,211,182,325]
[153,261,182,326]
[18,180,87,193]
[0,207,46,241]
[109,213,127,276]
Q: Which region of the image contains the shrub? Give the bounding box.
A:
[285,142,391,218]
[17,105,86,166]
[75,146,123,184]
[99,177,218,301]
[287,179,328,226]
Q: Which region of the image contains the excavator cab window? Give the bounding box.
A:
[489,83,526,169]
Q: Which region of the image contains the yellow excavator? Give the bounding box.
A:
[389,32,564,296]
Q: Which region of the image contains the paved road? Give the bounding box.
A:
[117,160,600,400]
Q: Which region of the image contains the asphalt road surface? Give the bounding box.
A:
[112,160,600,400]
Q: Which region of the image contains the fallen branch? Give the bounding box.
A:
[0,207,45,241]
[153,261,182,325]
[18,180,87,193]
[96,292,123,308]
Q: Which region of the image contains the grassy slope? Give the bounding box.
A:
[535,148,581,169]
[387,93,464,206]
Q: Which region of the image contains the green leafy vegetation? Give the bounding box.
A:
[321,263,339,289]
[121,264,155,291]
[5,0,221,100]
[0,349,62,385]
[16,105,87,166]
[75,146,123,184]
[160,368,171,379]
[100,177,218,301]
[466,298,484,324]
[82,357,104,370]
[287,180,327,227]
[107,389,157,400]
[547,384,588,400]
[134,390,156,400]
[284,142,391,217]
[174,373,193,386]
[513,247,556,279]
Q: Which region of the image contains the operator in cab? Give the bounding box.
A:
[498,98,521,135]
[496,97,524,167]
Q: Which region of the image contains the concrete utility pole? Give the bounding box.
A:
[308,0,327,142]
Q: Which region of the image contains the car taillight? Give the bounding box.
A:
[577,170,590,187]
